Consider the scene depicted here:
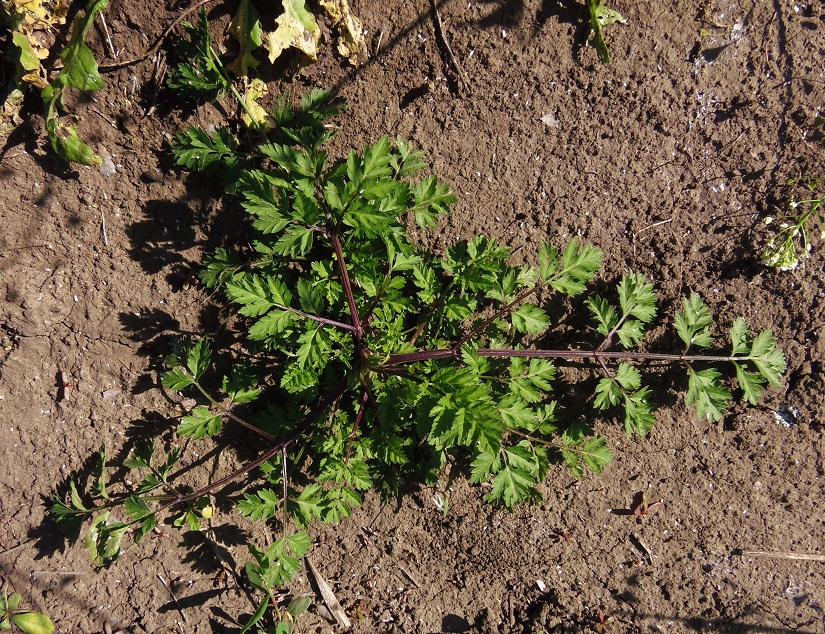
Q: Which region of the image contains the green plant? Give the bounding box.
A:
[0,591,54,634]
[50,92,784,630]
[586,0,626,64]
[762,177,825,271]
[2,0,108,164]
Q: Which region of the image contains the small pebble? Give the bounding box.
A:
[99,148,116,177]
[141,167,164,183]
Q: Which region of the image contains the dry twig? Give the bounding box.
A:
[430,0,471,94]
[100,210,109,247]
[157,573,188,623]
[733,549,825,562]
[99,0,218,71]
[99,12,118,59]
[306,557,351,630]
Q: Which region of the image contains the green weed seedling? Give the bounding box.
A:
[586,0,626,63]
[50,92,784,631]
[0,591,54,634]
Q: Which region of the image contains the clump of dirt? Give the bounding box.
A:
[1,0,824,632]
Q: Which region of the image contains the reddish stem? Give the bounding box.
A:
[165,376,350,506]
[345,389,370,463]
[384,347,739,367]
[452,285,538,351]
[330,231,370,367]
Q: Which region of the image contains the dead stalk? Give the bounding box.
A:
[733,549,825,562]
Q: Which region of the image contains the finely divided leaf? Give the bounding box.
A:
[186,337,212,380]
[509,357,555,402]
[320,487,361,523]
[123,495,156,543]
[162,368,194,391]
[272,225,314,256]
[748,330,786,386]
[179,405,222,439]
[84,512,128,566]
[686,368,731,422]
[623,388,655,437]
[729,321,786,387]
[560,430,611,477]
[123,438,154,470]
[173,127,238,173]
[287,531,311,557]
[222,362,261,404]
[540,237,602,295]
[167,10,229,101]
[617,273,657,323]
[470,449,500,483]
[497,394,536,428]
[614,363,641,391]
[225,274,292,317]
[511,303,550,334]
[241,189,290,234]
[594,377,621,410]
[586,295,617,335]
[360,136,393,180]
[729,317,750,355]
[579,436,611,473]
[49,481,88,541]
[200,248,241,288]
[343,203,392,236]
[289,484,324,528]
[391,137,427,176]
[428,389,502,454]
[485,461,536,507]
[238,489,279,521]
[260,142,317,177]
[615,319,645,348]
[411,175,455,227]
[296,327,332,370]
[674,294,714,349]
[734,363,766,405]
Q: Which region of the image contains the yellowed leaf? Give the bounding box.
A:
[2,0,68,30]
[262,0,320,63]
[1,88,25,138]
[12,30,47,87]
[241,78,273,131]
[319,0,366,66]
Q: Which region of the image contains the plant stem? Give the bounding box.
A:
[206,44,262,132]
[277,304,358,331]
[330,231,370,367]
[345,389,370,462]
[384,347,742,366]
[159,376,351,507]
[191,380,277,441]
[281,446,288,540]
[452,284,539,351]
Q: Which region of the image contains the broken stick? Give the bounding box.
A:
[430,0,471,94]
[306,557,351,630]
[733,549,825,562]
